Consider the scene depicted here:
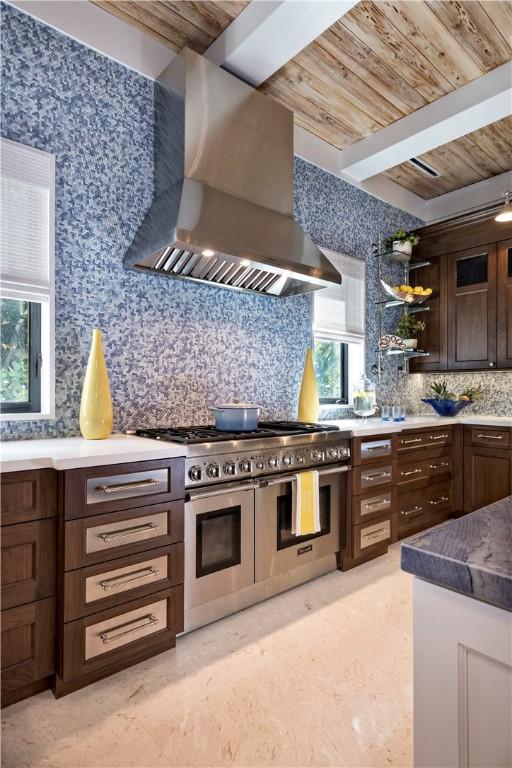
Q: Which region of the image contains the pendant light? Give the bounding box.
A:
[495,192,512,223]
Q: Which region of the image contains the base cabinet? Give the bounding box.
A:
[463,427,512,512]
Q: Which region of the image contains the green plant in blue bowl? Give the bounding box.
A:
[422,381,482,417]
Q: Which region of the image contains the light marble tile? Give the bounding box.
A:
[2,546,413,768]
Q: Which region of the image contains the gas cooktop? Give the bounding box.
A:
[135,421,339,445]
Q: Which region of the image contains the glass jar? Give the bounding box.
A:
[352,375,377,418]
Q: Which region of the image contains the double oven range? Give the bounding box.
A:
[136,422,351,631]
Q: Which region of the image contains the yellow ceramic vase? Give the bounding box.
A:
[79,329,113,440]
[298,348,319,423]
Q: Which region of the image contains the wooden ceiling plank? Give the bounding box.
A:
[384,165,444,199]
[455,135,510,178]
[318,25,427,115]
[125,1,214,51]
[378,1,484,87]
[339,0,453,101]
[419,142,489,188]
[480,0,512,47]
[293,42,404,127]
[213,1,251,20]
[261,81,355,149]
[267,60,383,139]
[92,1,181,50]
[160,1,248,39]
[425,0,512,73]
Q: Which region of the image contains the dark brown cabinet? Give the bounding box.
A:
[497,238,512,369]
[409,207,512,373]
[463,426,512,513]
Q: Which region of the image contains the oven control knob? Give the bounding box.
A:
[223,461,236,476]
[256,461,264,470]
[282,454,292,466]
[206,463,220,479]
[268,456,279,468]
[312,450,325,461]
[188,465,202,482]
[239,460,252,473]
[327,448,339,459]
[341,447,350,458]
[296,455,305,464]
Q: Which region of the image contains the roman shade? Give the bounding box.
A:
[314,248,365,343]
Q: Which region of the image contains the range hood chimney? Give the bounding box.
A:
[124,48,341,297]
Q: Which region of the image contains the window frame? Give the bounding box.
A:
[314,336,349,405]
[0,300,42,415]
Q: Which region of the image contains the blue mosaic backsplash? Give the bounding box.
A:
[3,3,510,440]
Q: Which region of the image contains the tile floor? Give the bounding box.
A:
[2,545,413,768]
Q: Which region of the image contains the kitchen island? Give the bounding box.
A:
[401,499,512,768]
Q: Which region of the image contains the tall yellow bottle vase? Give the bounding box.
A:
[79,329,113,440]
[298,347,319,423]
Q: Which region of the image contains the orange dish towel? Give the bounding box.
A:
[292,471,320,536]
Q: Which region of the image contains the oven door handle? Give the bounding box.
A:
[261,464,351,487]
[186,481,258,502]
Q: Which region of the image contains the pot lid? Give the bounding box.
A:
[212,403,261,410]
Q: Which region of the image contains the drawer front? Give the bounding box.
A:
[397,454,452,487]
[0,469,56,525]
[398,481,452,536]
[354,463,393,493]
[59,586,183,684]
[468,427,510,448]
[64,501,184,570]
[64,458,185,520]
[397,429,452,453]
[1,597,55,705]
[1,519,56,610]
[353,489,394,524]
[353,518,391,558]
[63,543,184,621]
[358,438,393,464]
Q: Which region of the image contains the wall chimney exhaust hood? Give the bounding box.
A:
[124,48,341,297]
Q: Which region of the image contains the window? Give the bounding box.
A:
[0,138,55,418]
[313,249,365,404]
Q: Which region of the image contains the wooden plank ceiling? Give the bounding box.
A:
[93,0,512,200]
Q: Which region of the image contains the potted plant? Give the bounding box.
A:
[422,381,483,417]
[385,229,420,260]
[396,313,426,349]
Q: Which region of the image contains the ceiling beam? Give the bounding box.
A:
[7,0,175,78]
[205,0,357,87]
[425,171,512,223]
[338,62,512,181]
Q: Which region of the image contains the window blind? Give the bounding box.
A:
[314,248,365,343]
[0,138,54,301]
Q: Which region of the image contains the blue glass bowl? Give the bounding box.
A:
[421,398,472,417]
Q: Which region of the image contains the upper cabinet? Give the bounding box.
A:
[497,239,512,369]
[409,208,512,374]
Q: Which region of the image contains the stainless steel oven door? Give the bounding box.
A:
[185,481,257,611]
[255,466,349,582]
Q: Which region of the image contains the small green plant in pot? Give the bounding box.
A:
[396,313,426,349]
[385,229,420,260]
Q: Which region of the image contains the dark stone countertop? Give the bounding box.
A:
[400,497,512,612]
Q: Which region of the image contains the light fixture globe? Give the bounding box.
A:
[495,192,512,223]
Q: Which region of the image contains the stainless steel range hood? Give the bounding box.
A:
[124,48,341,297]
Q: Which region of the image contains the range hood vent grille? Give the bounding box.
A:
[150,247,283,295]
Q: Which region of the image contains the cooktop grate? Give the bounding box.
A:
[135,421,339,445]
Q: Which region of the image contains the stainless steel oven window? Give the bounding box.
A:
[277,484,331,550]
[195,505,242,578]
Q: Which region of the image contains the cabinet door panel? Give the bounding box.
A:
[1,519,56,609]
[497,239,512,368]
[463,446,511,512]
[447,246,497,370]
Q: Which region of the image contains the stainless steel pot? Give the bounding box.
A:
[211,403,261,431]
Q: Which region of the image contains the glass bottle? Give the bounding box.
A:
[352,374,377,418]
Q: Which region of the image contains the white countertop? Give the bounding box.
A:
[2,415,512,473]
[0,434,186,473]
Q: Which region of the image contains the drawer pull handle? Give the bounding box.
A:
[365,499,389,510]
[429,434,448,441]
[95,478,162,494]
[476,434,503,440]
[400,468,422,477]
[363,471,391,481]
[402,438,422,445]
[364,445,389,452]
[364,527,388,541]
[99,522,159,543]
[429,496,449,506]
[429,462,449,470]
[99,613,159,645]
[100,566,160,592]
[401,506,423,517]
